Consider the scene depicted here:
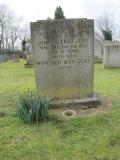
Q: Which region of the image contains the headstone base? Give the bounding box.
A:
[50,94,100,109]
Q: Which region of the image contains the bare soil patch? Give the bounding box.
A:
[49,96,112,117]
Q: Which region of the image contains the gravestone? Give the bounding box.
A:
[31,18,99,106]
[24,54,34,68]
[103,41,120,68]
[94,39,103,63]
[0,54,9,63]
[11,54,19,62]
[0,55,6,63]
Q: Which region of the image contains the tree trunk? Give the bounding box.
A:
[0,40,2,53]
[12,42,14,52]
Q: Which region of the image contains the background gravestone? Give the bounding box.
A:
[0,54,9,63]
[31,18,94,99]
[0,55,5,63]
[103,41,120,68]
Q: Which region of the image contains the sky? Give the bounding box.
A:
[1,0,120,39]
[0,0,120,23]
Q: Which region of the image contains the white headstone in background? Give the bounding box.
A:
[103,41,120,68]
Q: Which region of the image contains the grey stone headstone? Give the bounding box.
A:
[0,55,5,63]
[0,54,9,63]
[31,18,94,99]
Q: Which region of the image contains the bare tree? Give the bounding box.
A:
[19,22,30,40]
[0,3,29,53]
[95,12,114,41]
[8,14,21,52]
[0,4,9,53]
[19,21,30,50]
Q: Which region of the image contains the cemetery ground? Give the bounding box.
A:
[0,59,120,160]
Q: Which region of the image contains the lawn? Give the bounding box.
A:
[0,59,120,160]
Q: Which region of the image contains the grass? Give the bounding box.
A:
[0,59,120,160]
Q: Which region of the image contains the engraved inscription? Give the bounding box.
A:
[36,37,89,68]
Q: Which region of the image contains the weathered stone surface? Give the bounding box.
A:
[103,41,120,68]
[31,18,94,99]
